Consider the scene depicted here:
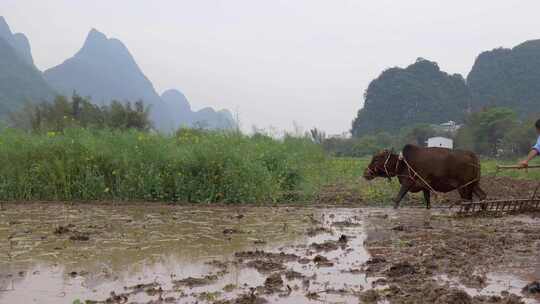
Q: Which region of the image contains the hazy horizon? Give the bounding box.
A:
[2,0,540,134]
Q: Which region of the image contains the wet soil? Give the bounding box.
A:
[363,208,540,303]
[0,202,539,303]
[0,204,374,303]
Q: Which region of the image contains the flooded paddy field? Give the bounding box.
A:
[1,203,539,304]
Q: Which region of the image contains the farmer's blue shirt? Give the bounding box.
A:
[534,136,540,152]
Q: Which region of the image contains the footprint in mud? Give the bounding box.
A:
[359,289,380,303]
[283,269,305,280]
[173,274,219,288]
[223,228,243,235]
[54,225,73,235]
[69,232,90,241]
[263,273,283,292]
[306,226,333,237]
[85,291,129,304]
[234,250,299,262]
[332,219,363,229]
[214,292,267,304]
[309,234,348,252]
[313,255,334,267]
[385,262,416,278]
[124,282,160,294]
[246,260,286,273]
[236,250,300,274]
[53,224,91,241]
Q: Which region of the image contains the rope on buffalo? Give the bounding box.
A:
[399,153,480,196]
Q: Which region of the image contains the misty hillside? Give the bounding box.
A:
[43,29,176,131]
[0,16,34,66]
[351,58,470,137]
[43,28,234,131]
[44,29,163,108]
[467,39,540,117]
[352,40,540,136]
[161,89,235,130]
[0,18,55,117]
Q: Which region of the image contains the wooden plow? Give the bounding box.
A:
[495,164,540,172]
[452,164,540,216]
[454,198,540,216]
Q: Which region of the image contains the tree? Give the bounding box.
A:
[500,118,538,157]
[455,107,518,156]
[9,93,152,132]
[400,124,437,146]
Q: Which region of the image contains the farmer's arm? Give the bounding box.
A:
[519,138,540,167]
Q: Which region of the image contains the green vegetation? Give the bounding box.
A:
[352,40,540,138]
[321,123,439,157]
[9,93,151,132]
[0,128,340,203]
[455,107,538,157]
[352,58,470,137]
[455,107,517,156]
[0,125,536,204]
[340,107,537,159]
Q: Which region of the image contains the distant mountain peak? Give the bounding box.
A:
[0,16,34,65]
[0,34,55,117]
[514,39,540,50]
[162,89,191,112]
[86,28,107,43]
[41,26,235,131]
[0,16,10,35]
[79,28,117,56]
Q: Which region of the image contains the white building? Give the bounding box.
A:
[426,137,453,149]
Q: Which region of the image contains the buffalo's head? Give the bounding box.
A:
[363,149,393,180]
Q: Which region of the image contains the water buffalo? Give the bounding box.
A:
[363,144,487,209]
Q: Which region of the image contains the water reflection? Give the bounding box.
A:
[0,204,375,303]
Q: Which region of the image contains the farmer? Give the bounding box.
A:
[519,119,540,168]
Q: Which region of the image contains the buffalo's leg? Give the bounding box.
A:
[472,184,487,201]
[471,183,488,210]
[458,187,473,201]
[458,187,473,212]
[423,189,431,209]
[394,184,411,209]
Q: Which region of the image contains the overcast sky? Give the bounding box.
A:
[1,1,539,134]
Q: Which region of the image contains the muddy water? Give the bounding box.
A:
[0,204,381,304]
[436,273,538,304]
[1,204,539,304]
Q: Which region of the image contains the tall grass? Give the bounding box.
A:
[0,128,330,203]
